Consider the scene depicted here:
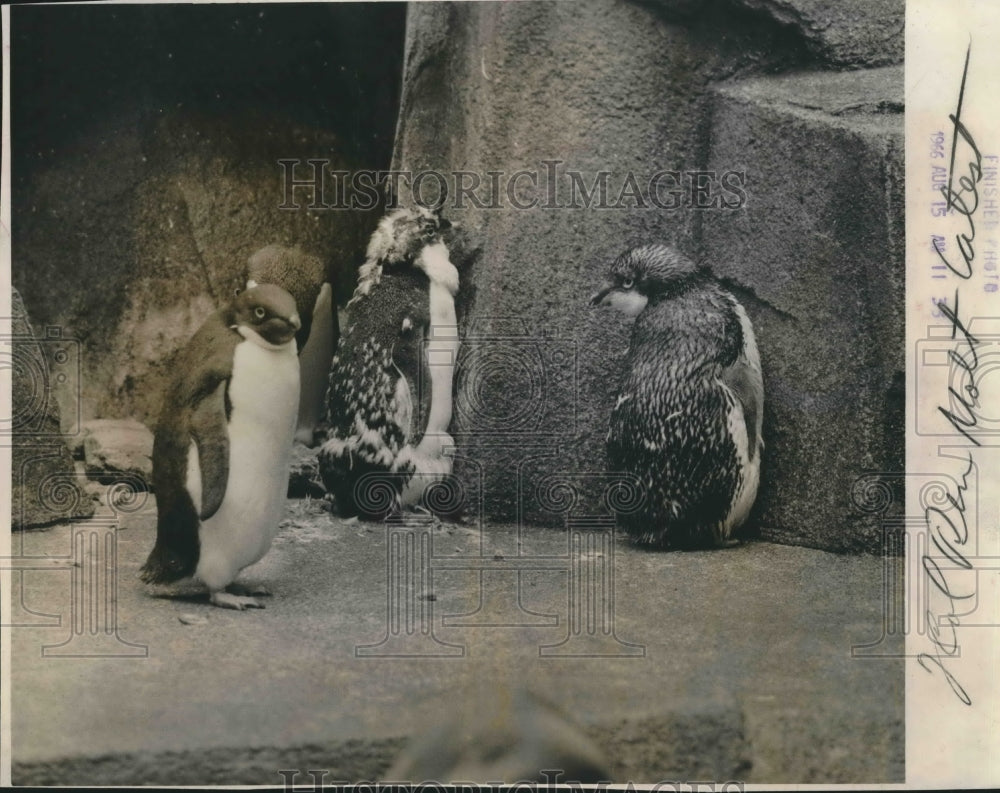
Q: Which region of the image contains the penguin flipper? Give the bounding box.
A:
[720,357,763,454]
[189,378,230,520]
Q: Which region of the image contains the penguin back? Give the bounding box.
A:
[321,269,432,517]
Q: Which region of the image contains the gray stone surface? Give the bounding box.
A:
[643,0,903,68]
[10,288,95,529]
[387,686,614,782]
[701,67,904,552]
[10,499,902,784]
[392,2,904,552]
[741,0,903,67]
[77,419,154,489]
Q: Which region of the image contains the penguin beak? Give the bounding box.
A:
[589,283,614,307]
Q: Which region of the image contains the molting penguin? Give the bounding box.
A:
[141,284,301,609]
[318,206,460,520]
[245,244,338,447]
[590,243,763,548]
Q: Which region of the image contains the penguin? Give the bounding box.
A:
[245,244,338,447]
[590,243,763,549]
[318,206,460,520]
[140,283,301,609]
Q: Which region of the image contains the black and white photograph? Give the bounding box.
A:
[1,0,996,787]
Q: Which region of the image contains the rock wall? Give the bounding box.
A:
[392,0,904,552]
[702,67,904,552]
[9,289,95,529]
[11,3,406,428]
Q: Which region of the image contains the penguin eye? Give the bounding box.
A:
[621,278,634,290]
[253,306,267,320]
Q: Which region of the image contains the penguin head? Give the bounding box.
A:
[590,243,701,317]
[245,244,326,348]
[367,205,453,267]
[231,284,301,348]
[246,244,326,315]
[350,205,455,305]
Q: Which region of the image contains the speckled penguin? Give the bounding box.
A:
[141,284,301,609]
[590,243,763,548]
[245,244,339,446]
[319,206,460,519]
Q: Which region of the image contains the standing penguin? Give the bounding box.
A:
[318,206,460,520]
[245,244,338,447]
[141,284,301,609]
[590,244,763,548]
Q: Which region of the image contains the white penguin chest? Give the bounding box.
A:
[228,339,300,430]
[225,339,299,509]
[193,339,299,587]
[416,241,460,443]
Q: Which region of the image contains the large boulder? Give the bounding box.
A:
[643,0,903,68]
[75,419,154,488]
[9,289,95,529]
[738,0,903,66]
[701,67,904,552]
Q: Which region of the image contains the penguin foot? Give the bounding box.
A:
[226,582,272,597]
[210,591,266,610]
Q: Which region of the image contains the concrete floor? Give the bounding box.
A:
[9,495,903,785]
